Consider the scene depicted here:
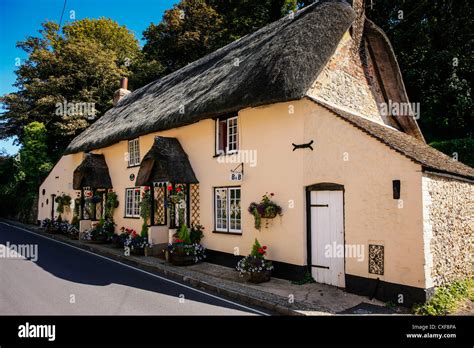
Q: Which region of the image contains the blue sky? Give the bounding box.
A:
[0,0,177,154]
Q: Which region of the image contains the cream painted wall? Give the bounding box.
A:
[301,99,425,288]
[38,153,83,222]
[38,98,427,288]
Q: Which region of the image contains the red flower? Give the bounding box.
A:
[167,185,173,191]
[270,193,274,196]
[144,186,150,191]
[258,248,265,254]
[176,187,182,192]
[263,246,267,250]
[174,239,184,243]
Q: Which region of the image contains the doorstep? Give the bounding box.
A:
[1,219,405,315]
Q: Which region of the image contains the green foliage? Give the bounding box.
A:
[105,191,119,220]
[177,224,192,244]
[0,154,19,217]
[1,122,53,222]
[55,193,72,214]
[190,224,205,244]
[0,18,140,155]
[71,215,79,228]
[430,138,474,168]
[292,271,316,285]
[142,0,297,76]
[413,278,473,315]
[250,238,268,259]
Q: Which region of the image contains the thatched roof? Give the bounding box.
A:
[65,1,356,154]
[364,19,424,141]
[73,153,113,189]
[310,97,474,180]
[135,136,198,186]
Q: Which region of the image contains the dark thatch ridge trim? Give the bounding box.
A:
[64,1,356,154]
[308,96,474,181]
[135,136,198,186]
[364,19,425,142]
[73,153,113,190]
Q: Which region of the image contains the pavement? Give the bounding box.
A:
[0,219,402,315]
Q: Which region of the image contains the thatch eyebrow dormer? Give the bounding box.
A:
[64,1,356,154]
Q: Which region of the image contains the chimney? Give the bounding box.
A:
[113,77,131,106]
[350,0,366,55]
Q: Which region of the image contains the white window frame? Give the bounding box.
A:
[226,116,238,154]
[125,188,141,218]
[214,187,241,233]
[128,138,140,166]
[215,116,239,155]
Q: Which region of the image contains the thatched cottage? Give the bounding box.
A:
[38,0,473,306]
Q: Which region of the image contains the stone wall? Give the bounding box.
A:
[422,173,473,288]
[307,32,387,123]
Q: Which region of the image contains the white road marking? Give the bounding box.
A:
[0,222,269,316]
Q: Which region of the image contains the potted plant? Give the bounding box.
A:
[83,218,113,244]
[88,228,108,244]
[67,224,79,240]
[41,218,61,234]
[168,224,206,266]
[248,193,283,230]
[105,191,119,220]
[124,228,150,255]
[237,239,273,283]
[114,227,131,248]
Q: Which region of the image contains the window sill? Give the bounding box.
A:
[127,164,141,168]
[213,151,239,158]
[123,216,141,219]
[212,230,242,236]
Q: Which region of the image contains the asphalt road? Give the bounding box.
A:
[0,222,268,315]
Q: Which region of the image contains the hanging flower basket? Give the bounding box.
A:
[248,193,283,230]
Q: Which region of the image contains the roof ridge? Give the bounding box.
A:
[118,0,332,108]
[65,1,356,154]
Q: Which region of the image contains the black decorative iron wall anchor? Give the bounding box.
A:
[292,140,314,151]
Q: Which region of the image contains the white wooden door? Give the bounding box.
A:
[310,190,345,287]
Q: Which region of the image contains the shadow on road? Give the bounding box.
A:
[0,223,262,315]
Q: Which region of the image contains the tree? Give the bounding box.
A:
[0,19,140,158]
[142,0,224,74]
[0,122,53,222]
[18,122,52,189]
[141,0,297,77]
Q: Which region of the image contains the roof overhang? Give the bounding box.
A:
[73,153,113,190]
[364,19,425,142]
[135,136,198,186]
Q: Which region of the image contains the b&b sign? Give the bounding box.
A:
[230,172,242,181]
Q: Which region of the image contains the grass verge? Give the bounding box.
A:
[413,278,473,315]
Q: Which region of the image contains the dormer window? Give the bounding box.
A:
[216,115,239,155]
[128,138,140,167]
